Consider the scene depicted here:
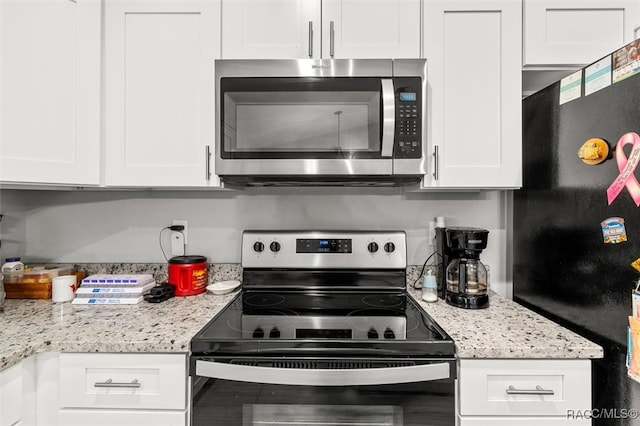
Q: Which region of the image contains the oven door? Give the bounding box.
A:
[190,357,455,426]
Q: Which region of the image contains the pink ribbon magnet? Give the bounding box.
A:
[607,132,640,206]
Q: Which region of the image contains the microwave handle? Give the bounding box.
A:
[381,79,395,157]
[196,360,450,386]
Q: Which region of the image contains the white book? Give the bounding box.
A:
[81,274,155,287]
[75,282,156,295]
[71,296,144,305]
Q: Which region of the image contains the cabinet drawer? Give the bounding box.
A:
[458,415,590,425]
[459,359,591,416]
[59,409,186,426]
[59,353,187,410]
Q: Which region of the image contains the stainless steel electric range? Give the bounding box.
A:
[190,231,455,426]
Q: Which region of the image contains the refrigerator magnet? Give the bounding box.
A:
[601,217,628,244]
[577,138,610,165]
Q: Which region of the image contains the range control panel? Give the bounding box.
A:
[242,231,406,270]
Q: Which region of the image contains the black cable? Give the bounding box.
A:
[159,225,186,262]
[412,250,441,288]
[159,227,171,262]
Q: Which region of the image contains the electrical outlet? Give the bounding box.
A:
[428,220,436,243]
[171,231,185,256]
[172,219,188,244]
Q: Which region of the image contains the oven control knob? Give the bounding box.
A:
[367,328,379,339]
[367,242,379,253]
[252,327,265,338]
[270,241,281,253]
[383,328,395,339]
[384,242,396,253]
[253,241,265,253]
[269,328,280,338]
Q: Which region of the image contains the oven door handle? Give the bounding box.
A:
[195,360,451,386]
[381,78,395,158]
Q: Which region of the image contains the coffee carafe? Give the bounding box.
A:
[443,227,490,309]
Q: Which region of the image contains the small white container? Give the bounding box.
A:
[421,270,438,303]
[2,257,24,283]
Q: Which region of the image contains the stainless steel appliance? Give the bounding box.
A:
[435,226,490,309]
[215,59,427,186]
[190,230,455,426]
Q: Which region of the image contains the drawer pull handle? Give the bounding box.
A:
[506,385,554,395]
[94,378,141,389]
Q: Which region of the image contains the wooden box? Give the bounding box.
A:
[5,270,85,299]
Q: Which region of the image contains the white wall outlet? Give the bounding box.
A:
[171,231,185,256]
[170,220,188,256]
[428,220,436,244]
[172,219,188,244]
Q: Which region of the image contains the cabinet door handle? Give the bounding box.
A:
[205,145,212,181]
[94,378,141,389]
[308,21,313,58]
[330,21,335,58]
[506,385,554,395]
[432,145,439,181]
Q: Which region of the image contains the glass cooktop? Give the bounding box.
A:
[191,291,455,358]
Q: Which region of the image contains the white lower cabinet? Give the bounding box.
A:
[458,359,592,425]
[0,361,23,426]
[58,353,188,426]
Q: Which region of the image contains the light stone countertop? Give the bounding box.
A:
[0,286,602,371]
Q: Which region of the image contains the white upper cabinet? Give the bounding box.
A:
[221,0,421,59]
[423,0,522,189]
[221,0,321,59]
[524,0,640,67]
[104,0,221,187]
[0,0,101,186]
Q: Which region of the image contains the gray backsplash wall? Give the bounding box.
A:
[0,188,513,297]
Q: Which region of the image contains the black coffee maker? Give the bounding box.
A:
[435,226,490,309]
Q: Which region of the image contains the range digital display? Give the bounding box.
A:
[296,238,352,253]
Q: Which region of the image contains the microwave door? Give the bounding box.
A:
[218,78,392,177]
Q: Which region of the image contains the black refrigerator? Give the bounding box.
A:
[515,40,640,426]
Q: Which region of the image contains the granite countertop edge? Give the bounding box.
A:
[0,263,604,370]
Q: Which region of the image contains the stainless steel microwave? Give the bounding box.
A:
[214,59,427,186]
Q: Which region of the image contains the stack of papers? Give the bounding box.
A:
[72,274,156,305]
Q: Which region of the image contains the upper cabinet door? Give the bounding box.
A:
[0,0,101,186]
[221,0,420,59]
[104,0,220,187]
[221,0,321,59]
[423,0,522,189]
[524,0,640,67]
[322,0,421,59]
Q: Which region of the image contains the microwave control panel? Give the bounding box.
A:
[394,77,422,159]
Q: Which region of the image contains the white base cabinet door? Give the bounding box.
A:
[104,0,220,187]
[58,410,187,426]
[0,0,101,186]
[423,0,522,189]
[459,416,590,425]
[0,361,22,426]
[524,0,640,67]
